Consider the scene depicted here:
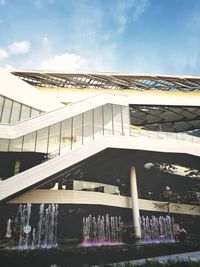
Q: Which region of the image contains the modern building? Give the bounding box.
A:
[0,70,199,243]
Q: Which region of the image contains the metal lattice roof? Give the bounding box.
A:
[130,105,200,132]
[12,71,200,92]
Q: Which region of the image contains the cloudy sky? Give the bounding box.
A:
[1,0,200,75]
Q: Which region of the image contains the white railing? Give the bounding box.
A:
[48,128,199,160]
[131,129,200,144]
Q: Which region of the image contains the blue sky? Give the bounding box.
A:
[1,0,200,75]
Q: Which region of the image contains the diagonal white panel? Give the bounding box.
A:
[0,134,199,202]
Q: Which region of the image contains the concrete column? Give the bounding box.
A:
[130,166,141,239]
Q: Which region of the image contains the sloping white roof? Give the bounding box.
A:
[0,70,63,111]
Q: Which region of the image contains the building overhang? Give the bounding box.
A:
[12,71,200,92]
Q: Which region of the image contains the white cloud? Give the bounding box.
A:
[40,53,88,71]
[0,64,15,70]
[8,41,30,55]
[34,0,54,8]
[115,0,150,33]
[34,0,42,9]
[42,36,49,45]
[0,48,8,61]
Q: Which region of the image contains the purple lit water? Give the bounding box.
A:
[140,215,175,244]
[82,214,123,246]
[14,203,58,250]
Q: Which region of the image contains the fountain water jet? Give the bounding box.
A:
[140,215,175,244]
[14,203,58,249]
[5,218,12,238]
[82,214,123,246]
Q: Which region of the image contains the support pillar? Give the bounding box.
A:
[130,166,141,239]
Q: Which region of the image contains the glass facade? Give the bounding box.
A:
[0,104,130,157]
[83,110,93,144]
[71,180,120,195]
[94,106,103,136]
[0,95,42,124]
[60,118,72,153]
[50,180,120,195]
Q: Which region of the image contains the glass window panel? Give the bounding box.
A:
[10,102,21,123]
[1,98,12,123]
[94,106,103,137]
[72,114,83,148]
[103,104,113,134]
[35,127,49,153]
[9,137,23,152]
[20,105,31,121]
[0,139,9,151]
[60,118,72,153]
[83,110,93,144]
[73,180,119,194]
[48,123,61,156]
[31,109,40,117]
[113,104,123,135]
[0,96,4,120]
[122,106,130,135]
[22,132,36,152]
[14,160,20,175]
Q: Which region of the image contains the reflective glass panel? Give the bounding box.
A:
[83,110,93,144]
[48,123,61,156]
[31,109,40,117]
[0,139,9,151]
[94,106,103,137]
[35,127,49,153]
[14,160,20,175]
[113,104,123,135]
[20,105,31,121]
[0,96,4,119]
[22,132,36,152]
[9,137,23,152]
[60,118,72,153]
[72,114,83,148]
[122,106,130,135]
[103,104,113,134]
[1,98,12,123]
[10,102,21,123]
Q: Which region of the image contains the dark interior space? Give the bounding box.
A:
[35,148,200,203]
[0,152,47,180]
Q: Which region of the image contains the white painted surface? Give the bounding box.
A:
[130,167,141,238]
[0,70,63,111]
[38,86,200,106]
[7,189,200,216]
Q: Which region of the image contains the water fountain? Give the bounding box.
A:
[82,214,123,246]
[5,218,12,238]
[15,203,32,248]
[14,203,58,249]
[140,215,175,244]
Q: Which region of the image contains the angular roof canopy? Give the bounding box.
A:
[11,71,200,133]
[13,71,200,92]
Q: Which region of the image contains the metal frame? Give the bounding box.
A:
[130,105,200,132]
[13,71,200,92]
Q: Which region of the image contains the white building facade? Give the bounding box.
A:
[0,70,200,242]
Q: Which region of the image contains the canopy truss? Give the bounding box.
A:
[130,105,200,132]
[13,71,200,92]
